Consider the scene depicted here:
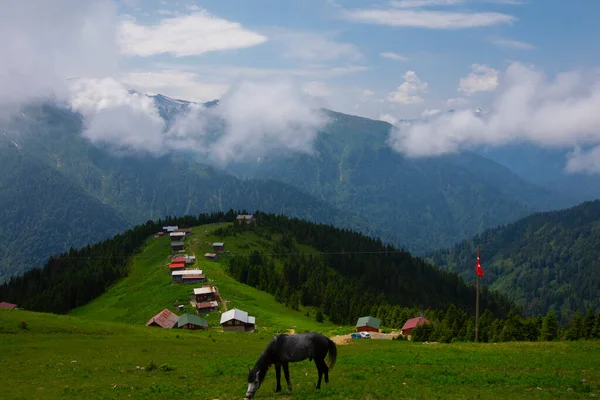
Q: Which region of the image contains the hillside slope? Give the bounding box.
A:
[431,200,600,320]
[226,110,573,253]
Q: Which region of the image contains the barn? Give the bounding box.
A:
[146,308,179,329]
[401,316,430,337]
[172,256,187,264]
[355,316,381,332]
[212,242,225,253]
[220,308,255,332]
[174,228,193,235]
[176,314,208,330]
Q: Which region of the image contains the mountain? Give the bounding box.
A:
[225,110,574,253]
[0,102,374,282]
[430,200,600,320]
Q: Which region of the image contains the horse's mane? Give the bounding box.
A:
[254,334,285,376]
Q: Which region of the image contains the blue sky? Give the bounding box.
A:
[113,0,600,120]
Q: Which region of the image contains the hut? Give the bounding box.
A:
[193,285,219,303]
[176,314,208,330]
[171,241,185,252]
[168,262,186,272]
[171,269,205,283]
[236,214,255,224]
[146,308,179,329]
[174,228,193,236]
[196,300,219,313]
[172,256,187,264]
[212,242,225,253]
[162,226,179,232]
[401,317,430,337]
[355,316,381,333]
[204,253,219,261]
[220,308,255,332]
[0,302,17,310]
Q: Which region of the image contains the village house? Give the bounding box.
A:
[174,228,193,236]
[168,262,186,272]
[162,225,179,233]
[176,314,208,330]
[212,242,225,253]
[236,214,255,224]
[220,308,256,332]
[196,300,219,314]
[401,316,430,338]
[204,253,219,261]
[172,256,187,264]
[355,316,381,333]
[170,231,186,242]
[184,255,196,264]
[171,240,185,253]
[0,302,17,310]
[171,269,205,284]
[146,308,179,329]
[193,285,220,303]
[156,231,164,237]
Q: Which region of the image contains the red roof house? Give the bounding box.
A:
[172,256,187,264]
[0,302,17,309]
[168,263,186,271]
[401,316,430,337]
[146,308,179,329]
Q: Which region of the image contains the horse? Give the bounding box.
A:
[245,332,337,399]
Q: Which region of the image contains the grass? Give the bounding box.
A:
[71,223,338,333]
[2,309,600,399]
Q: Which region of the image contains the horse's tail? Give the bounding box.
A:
[326,338,337,369]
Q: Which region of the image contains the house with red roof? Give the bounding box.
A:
[401,316,430,338]
[0,302,17,309]
[146,308,179,329]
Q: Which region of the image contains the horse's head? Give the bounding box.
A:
[245,366,263,399]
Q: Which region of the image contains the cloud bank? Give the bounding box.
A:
[388,63,600,172]
[68,77,328,164]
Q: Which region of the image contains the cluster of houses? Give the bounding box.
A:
[355,315,431,339]
[146,307,256,332]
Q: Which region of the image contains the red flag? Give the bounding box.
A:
[476,248,484,278]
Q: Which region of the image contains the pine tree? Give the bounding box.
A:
[316,310,324,323]
[539,310,558,341]
[565,311,583,341]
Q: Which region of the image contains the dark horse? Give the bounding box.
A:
[245,332,337,399]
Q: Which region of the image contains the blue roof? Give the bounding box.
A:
[212,242,225,246]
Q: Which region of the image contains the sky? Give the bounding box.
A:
[2,0,600,170]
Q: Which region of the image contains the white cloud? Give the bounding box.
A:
[379,114,399,125]
[380,52,408,61]
[387,62,600,165]
[68,77,328,164]
[302,81,331,97]
[119,9,267,57]
[565,146,600,174]
[446,97,470,107]
[362,89,375,96]
[491,38,535,50]
[387,71,429,104]
[458,64,499,96]
[340,5,516,29]
[121,70,228,102]
[391,0,465,7]
[421,108,442,118]
[274,31,362,61]
[0,0,120,116]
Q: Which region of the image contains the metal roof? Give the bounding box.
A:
[356,316,381,329]
[163,226,179,231]
[196,300,219,309]
[182,274,205,280]
[0,302,17,309]
[146,308,179,328]
[194,286,216,295]
[172,256,187,263]
[168,263,186,269]
[236,214,254,219]
[220,308,254,324]
[176,314,208,328]
[171,241,185,246]
[401,317,430,331]
[170,232,186,237]
[212,242,225,246]
[171,269,203,276]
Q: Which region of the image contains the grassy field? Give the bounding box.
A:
[2,309,599,400]
[71,223,337,332]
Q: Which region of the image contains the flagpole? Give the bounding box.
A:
[475,244,480,343]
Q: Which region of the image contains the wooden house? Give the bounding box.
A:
[174,228,193,236]
[204,253,219,261]
[0,302,17,310]
[170,232,186,242]
[171,269,205,283]
[401,317,430,338]
[171,241,185,252]
[356,316,381,333]
[157,231,164,237]
[176,314,208,330]
[193,285,220,303]
[172,256,187,264]
[146,308,179,329]
[220,308,256,332]
[212,242,225,253]
[168,262,186,272]
[162,225,179,233]
[236,214,255,224]
[196,300,219,314]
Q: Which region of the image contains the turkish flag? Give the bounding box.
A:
[476,248,484,278]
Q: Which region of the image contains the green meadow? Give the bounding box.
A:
[1,309,599,399]
[2,224,599,399]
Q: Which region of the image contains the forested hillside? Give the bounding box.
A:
[431,200,600,321]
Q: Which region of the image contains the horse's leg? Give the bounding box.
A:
[282,362,292,393]
[275,362,282,392]
[314,359,323,389]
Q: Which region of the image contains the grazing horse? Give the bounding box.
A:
[245,332,337,399]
